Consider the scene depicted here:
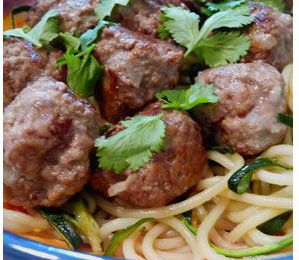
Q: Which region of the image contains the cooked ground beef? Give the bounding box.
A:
[194,61,287,156]
[116,0,187,37]
[28,0,99,34]
[4,38,65,107]
[4,76,99,208]
[93,25,183,123]
[91,102,207,208]
[242,2,293,70]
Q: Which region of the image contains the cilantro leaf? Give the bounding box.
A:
[64,45,102,97]
[160,6,200,52]
[194,32,251,67]
[160,5,254,66]
[156,83,218,110]
[206,0,246,11]
[95,0,130,21]
[252,0,285,11]
[80,21,110,51]
[193,5,254,51]
[4,10,59,48]
[59,32,81,53]
[95,115,166,173]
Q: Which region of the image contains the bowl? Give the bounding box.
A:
[3,1,293,260]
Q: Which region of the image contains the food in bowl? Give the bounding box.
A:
[3,0,293,259]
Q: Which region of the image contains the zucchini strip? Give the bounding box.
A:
[181,211,197,235]
[258,212,292,235]
[38,208,83,249]
[68,197,102,253]
[228,157,292,194]
[278,113,293,127]
[212,236,293,258]
[106,218,155,256]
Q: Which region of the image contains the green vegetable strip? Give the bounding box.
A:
[68,197,102,253]
[278,113,293,127]
[258,212,292,235]
[106,218,155,256]
[38,208,83,249]
[211,146,235,154]
[228,157,292,194]
[212,236,292,258]
[181,212,197,235]
[9,5,31,29]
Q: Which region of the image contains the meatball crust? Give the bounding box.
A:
[243,2,293,70]
[194,61,287,156]
[91,102,207,208]
[4,38,65,107]
[28,0,99,34]
[4,77,99,208]
[116,0,187,37]
[94,25,184,123]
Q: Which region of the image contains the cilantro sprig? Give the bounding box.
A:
[95,115,166,173]
[156,83,218,110]
[95,0,130,21]
[57,22,109,97]
[4,10,60,48]
[160,5,254,67]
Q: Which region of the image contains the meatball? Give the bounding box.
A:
[94,25,183,123]
[91,102,207,208]
[28,0,98,34]
[4,38,65,107]
[4,76,99,208]
[242,2,293,70]
[194,61,287,156]
[116,0,187,37]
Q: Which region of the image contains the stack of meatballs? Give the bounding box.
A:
[4,0,293,209]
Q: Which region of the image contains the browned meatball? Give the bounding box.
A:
[4,38,65,107]
[94,25,183,123]
[4,77,99,208]
[242,2,293,70]
[28,0,99,34]
[116,0,187,37]
[91,102,207,208]
[194,61,287,156]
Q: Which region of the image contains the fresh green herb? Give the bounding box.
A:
[211,146,235,154]
[228,158,292,194]
[67,197,102,253]
[258,212,292,235]
[211,236,293,258]
[95,0,130,21]
[278,113,293,128]
[99,124,112,135]
[59,32,81,53]
[38,207,83,249]
[252,0,285,11]
[80,21,111,51]
[106,218,155,256]
[9,5,31,29]
[160,5,253,67]
[95,115,166,173]
[206,0,246,11]
[194,32,250,67]
[64,44,102,97]
[4,10,59,48]
[156,83,218,110]
[182,211,197,235]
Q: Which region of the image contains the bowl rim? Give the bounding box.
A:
[4,231,292,260]
[4,231,120,260]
